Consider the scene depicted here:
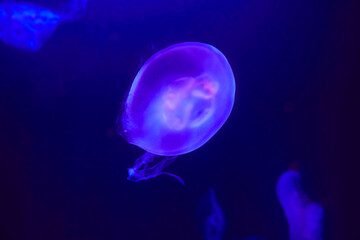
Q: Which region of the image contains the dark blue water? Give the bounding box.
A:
[0,0,358,239]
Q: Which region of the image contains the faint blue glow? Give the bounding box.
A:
[128,168,135,176]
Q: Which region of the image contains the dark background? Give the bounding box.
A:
[0,0,359,239]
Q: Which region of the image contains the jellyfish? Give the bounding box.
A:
[204,188,225,240]
[118,42,236,183]
[276,170,324,240]
[0,0,90,51]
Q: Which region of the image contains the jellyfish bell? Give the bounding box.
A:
[119,42,235,183]
[121,42,235,155]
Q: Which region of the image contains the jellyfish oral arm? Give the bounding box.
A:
[157,171,185,185]
[127,153,184,185]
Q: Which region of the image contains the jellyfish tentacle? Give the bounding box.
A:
[159,172,185,185]
[127,152,183,184]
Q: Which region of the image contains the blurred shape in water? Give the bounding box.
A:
[276,170,324,240]
[0,0,90,51]
[0,2,61,51]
